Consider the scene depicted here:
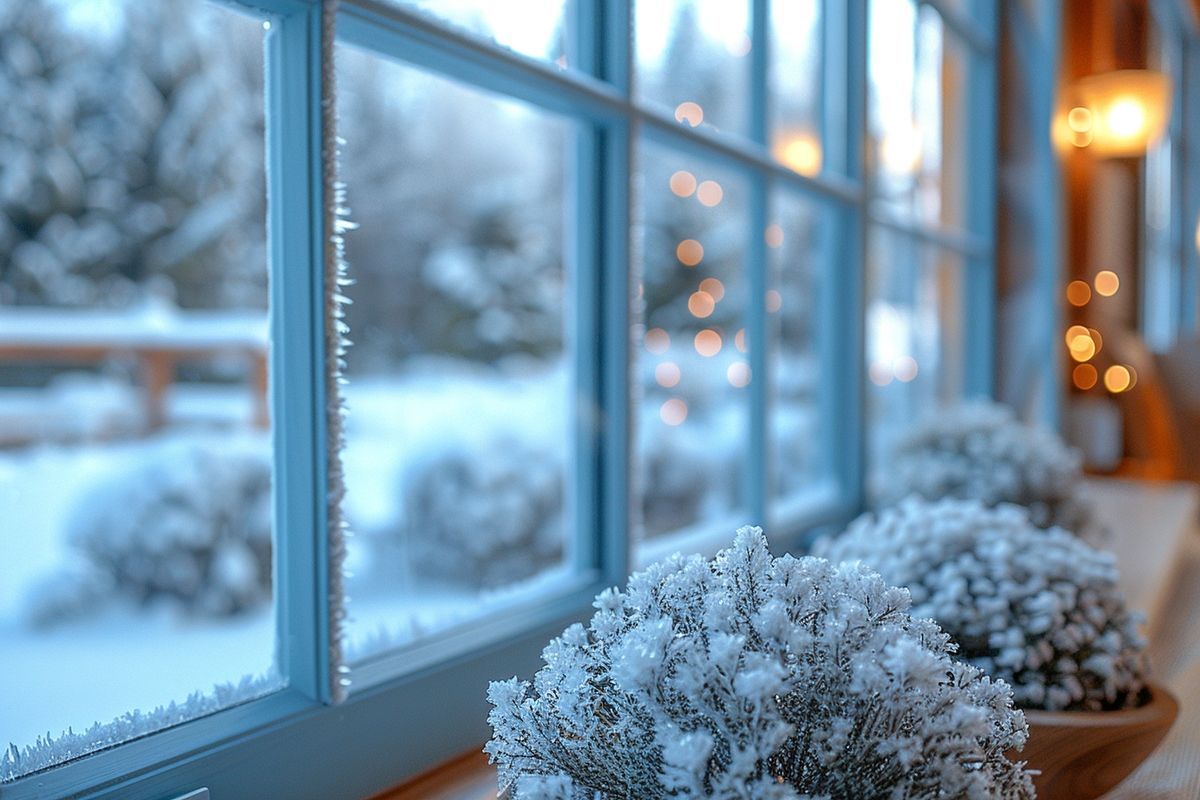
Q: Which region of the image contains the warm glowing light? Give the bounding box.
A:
[893,356,918,383]
[1067,106,1093,132]
[1094,270,1119,296]
[669,170,697,197]
[688,290,716,318]
[1073,363,1098,390]
[1088,328,1103,354]
[1127,365,1138,388]
[645,327,670,354]
[734,328,747,352]
[660,398,688,425]
[868,361,893,386]
[1106,99,1146,139]
[727,361,751,388]
[655,361,681,388]
[1064,325,1090,346]
[675,101,704,127]
[1068,333,1096,362]
[676,239,704,266]
[696,180,724,207]
[725,33,751,57]
[699,277,725,301]
[773,132,822,176]
[765,289,782,313]
[765,224,784,248]
[1066,280,1092,306]
[1070,70,1171,157]
[694,329,723,357]
[879,124,922,174]
[1104,365,1132,393]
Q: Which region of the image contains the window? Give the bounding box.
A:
[1,1,997,796]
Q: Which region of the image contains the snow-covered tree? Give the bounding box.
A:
[487,527,1034,799]
[817,497,1147,712]
[0,0,266,310]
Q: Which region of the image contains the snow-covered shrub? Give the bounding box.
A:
[487,527,1034,799]
[402,437,563,588]
[63,440,272,618]
[880,400,1099,540]
[816,498,1146,712]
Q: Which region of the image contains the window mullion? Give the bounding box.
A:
[267,0,330,704]
[601,0,633,579]
[962,5,999,398]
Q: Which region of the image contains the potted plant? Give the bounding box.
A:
[878,400,1103,543]
[816,498,1178,799]
[486,527,1035,799]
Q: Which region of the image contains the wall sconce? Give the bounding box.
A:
[1059,70,1172,157]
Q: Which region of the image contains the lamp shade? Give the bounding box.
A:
[1067,70,1172,158]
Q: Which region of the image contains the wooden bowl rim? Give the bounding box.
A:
[1022,681,1179,728]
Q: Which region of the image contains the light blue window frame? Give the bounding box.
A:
[2,1,997,798]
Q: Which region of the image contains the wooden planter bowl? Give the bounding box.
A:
[1016,682,1179,800]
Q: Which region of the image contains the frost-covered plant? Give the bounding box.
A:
[817,498,1146,712]
[486,527,1034,799]
[42,440,272,620]
[880,400,1099,541]
[402,437,563,587]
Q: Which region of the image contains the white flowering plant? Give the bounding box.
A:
[817,498,1146,712]
[486,528,1034,799]
[880,400,1100,541]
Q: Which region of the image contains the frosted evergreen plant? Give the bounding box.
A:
[817,498,1146,712]
[881,400,1100,541]
[486,527,1034,799]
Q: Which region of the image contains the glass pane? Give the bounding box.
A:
[865,228,967,494]
[769,191,827,504]
[634,140,749,544]
[336,46,576,660]
[770,0,823,176]
[635,0,752,135]
[0,0,276,776]
[868,1,969,229]
[391,0,574,66]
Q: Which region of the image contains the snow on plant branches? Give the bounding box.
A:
[817,498,1146,712]
[486,527,1034,799]
[881,400,1100,541]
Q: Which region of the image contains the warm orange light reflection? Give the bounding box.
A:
[669,170,697,197]
[1104,365,1132,393]
[1067,106,1093,132]
[1067,280,1092,306]
[699,277,725,302]
[645,327,670,354]
[773,131,822,176]
[765,224,784,248]
[676,239,704,266]
[1073,363,1098,390]
[893,356,918,383]
[660,398,688,425]
[1094,270,1120,296]
[1064,325,1090,346]
[1088,328,1103,354]
[1070,70,1171,157]
[675,101,704,127]
[688,291,716,318]
[696,180,724,207]
[734,328,747,352]
[727,361,751,388]
[765,289,782,313]
[694,329,723,357]
[655,361,681,388]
